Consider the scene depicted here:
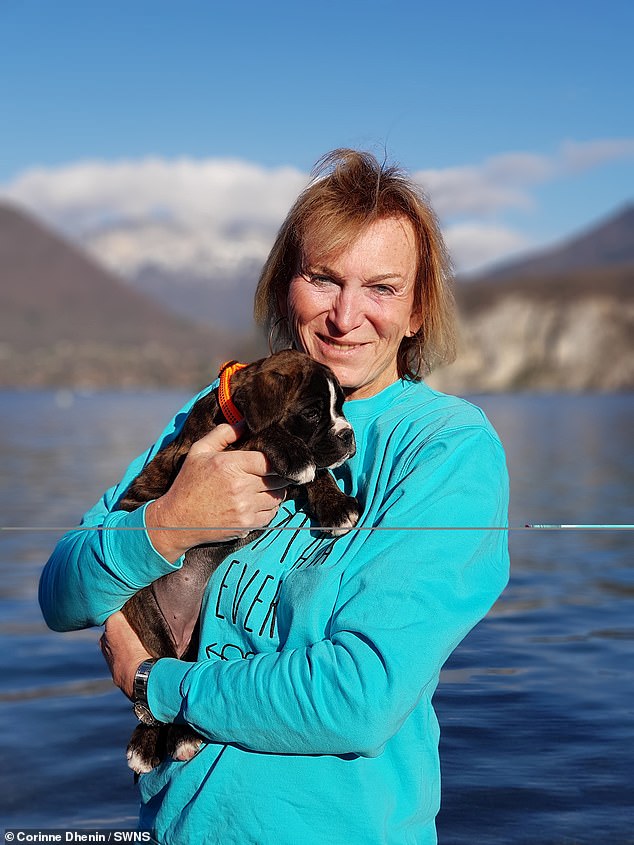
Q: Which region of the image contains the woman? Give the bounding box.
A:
[40,149,509,844]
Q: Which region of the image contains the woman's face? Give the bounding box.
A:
[286,216,421,401]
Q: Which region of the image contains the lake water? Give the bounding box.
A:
[1,390,632,843]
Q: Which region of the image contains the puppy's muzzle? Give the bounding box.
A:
[324,424,355,468]
[336,426,356,456]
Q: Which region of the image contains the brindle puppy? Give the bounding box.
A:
[116,350,359,773]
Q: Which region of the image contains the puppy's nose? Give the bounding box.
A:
[337,427,355,452]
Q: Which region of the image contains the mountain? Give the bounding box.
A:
[470,204,634,281]
[0,202,265,388]
[81,217,271,332]
[2,199,632,391]
[428,262,633,393]
[425,204,634,392]
[132,262,261,331]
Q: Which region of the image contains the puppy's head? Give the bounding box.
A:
[231,350,356,469]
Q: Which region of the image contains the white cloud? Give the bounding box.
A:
[415,139,634,220]
[444,223,532,274]
[415,164,534,217]
[559,138,634,172]
[2,157,308,278]
[1,137,632,277]
[84,220,272,280]
[3,157,307,231]
[415,152,553,217]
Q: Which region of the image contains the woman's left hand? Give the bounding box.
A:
[100,611,152,699]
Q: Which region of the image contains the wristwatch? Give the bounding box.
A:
[133,658,162,726]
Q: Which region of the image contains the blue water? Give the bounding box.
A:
[1,390,633,842]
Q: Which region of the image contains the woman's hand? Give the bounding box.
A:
[100,611,152,700]
[145,422,289,563]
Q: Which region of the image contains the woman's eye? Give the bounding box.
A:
[309,274,334,286]
[373,284,395,296]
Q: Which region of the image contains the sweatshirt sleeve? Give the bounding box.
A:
[146,423,510,757]
[38,389,214,632]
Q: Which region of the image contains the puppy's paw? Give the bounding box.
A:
[167,725,205,762]
[327,496,361,536]
[320,495,361,537]
[285,462,316,485]
[127,745,159,775]
[127,724,163,774]
[172,737,204,762]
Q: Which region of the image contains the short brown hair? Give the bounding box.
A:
[254,149,456,379]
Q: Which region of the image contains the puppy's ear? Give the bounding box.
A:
[233,369,292,433]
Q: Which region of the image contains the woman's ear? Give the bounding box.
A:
[276,287,288,318]
[407,310,423,337]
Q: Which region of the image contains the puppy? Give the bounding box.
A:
[116,350,359,773]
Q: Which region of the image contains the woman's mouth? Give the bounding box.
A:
[317,335,366,352]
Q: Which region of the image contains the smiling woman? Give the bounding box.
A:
[287,217,421,400]
[40,148,509,845]
[256,149,457,384]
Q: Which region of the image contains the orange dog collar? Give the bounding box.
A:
[218,360,247,424]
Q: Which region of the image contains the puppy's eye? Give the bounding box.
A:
[300,407,321,424]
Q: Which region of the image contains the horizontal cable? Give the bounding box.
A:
[1,524,633,532]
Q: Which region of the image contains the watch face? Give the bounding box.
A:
[133,701,161,727]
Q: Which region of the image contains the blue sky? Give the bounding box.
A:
[1,0,632,274]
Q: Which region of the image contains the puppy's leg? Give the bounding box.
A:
[123,592,207,770]
[247,426,317,484]
[127,724,167,775]
[122,589,178,773]
[163,617,207,762]
[123,585,178,659]
[302,470,360,536]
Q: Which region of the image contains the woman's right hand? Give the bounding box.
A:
[145,423,289,563]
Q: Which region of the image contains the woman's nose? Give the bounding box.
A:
[328,287,363,333]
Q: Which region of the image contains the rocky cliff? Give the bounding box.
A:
[429,265,634,393]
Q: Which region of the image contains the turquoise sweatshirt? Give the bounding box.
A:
[40,377,509,845]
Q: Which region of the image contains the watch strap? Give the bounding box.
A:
[133,658,162,726]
